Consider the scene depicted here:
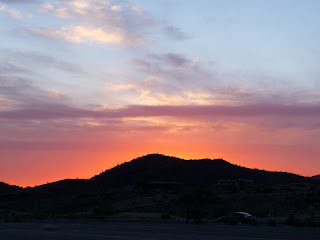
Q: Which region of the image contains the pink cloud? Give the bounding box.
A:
[1,103,320,120]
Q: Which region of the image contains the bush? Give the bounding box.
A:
[263,187,273,193]
[303,216,320,227]
[161,213,171,220]
[212,206,229,218]
[193,215,203,224]
[94,203,113,219]
[267,219,276,226]
[254,208,269,218]
[284,214,320,227]
[285,213,296,226]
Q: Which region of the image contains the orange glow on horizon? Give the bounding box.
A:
[2,141,319,188]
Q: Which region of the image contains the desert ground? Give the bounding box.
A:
[1,221,319,240]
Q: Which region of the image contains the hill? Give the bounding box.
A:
[312,175,320,180]
[91,154,312,187]
[0,182,22,195]
[1,154,319,221]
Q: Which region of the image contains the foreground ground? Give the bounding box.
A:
[0,221,319,240]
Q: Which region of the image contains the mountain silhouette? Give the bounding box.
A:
[0,182,21,194]
[0,182,22,195]
[90,154,312,187]
[1,154,318,220]
[312,175,320,181]
[1,154,315,192]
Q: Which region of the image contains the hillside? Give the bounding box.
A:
[1,154,319,221]
[0,182,22,195]
[91,154,312,187]
[312,175,320,181]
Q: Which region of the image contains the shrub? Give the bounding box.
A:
[263,187,273,193]
[254,208,269,218]
[212,206,228,218]
[285,213,296,226]
[267,219,276,226]
[284,214,313,227]
[193,215,203,224]
[94,203,113,219]
[161,213,171,220]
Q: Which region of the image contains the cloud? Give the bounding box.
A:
[34,0,152,45]
[0,96,19,110]
[29,26,124,44]
[133,53,211,85]
[1,102,320,121]
[0,4,32,19]
[130,52,320,107]
[0,75,68,107]
[164,26,192,40]
[8,51,86,74]
[2,51,87,77]
[134,53,197,71]
[153,53,196,68]
[132,53,205,86]
[110,5,122,12]
[108,79,225,106]
[1,99,320,153]
[131,52,217,98]
[0,0,38,3]
[0,60,28,74]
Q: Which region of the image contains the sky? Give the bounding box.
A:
[1,0,320,187]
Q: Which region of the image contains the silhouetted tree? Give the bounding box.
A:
[94,203,113,220]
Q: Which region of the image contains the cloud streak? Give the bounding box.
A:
[6,51,86,74]
[29,26,124,44]
[1,103,320,120]
[164,26,192,40]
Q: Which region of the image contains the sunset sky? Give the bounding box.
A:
[1,0,320,187]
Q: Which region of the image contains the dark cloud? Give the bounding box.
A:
[7,51,86,74]
[1,103,320,121]
[154,53,193,67]
[134,53,194,70]
[0,75,68,106]
[164,26,192,40]
[0,75,35,97]
[132,52,216,94]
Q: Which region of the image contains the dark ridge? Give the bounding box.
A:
[0,182,22,195]
[1,154,317,219]
[34,179,89,189]
[90,154,312,187]
[312,174,320,180]
[30,179,95,195]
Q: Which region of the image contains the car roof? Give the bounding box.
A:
[233,212,252,215]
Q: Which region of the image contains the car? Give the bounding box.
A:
[217,212,257,225]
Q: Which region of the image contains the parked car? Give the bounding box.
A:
[217,212,257,225]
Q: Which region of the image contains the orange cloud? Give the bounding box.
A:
[36,0,150,46]
[29,26,123,44]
